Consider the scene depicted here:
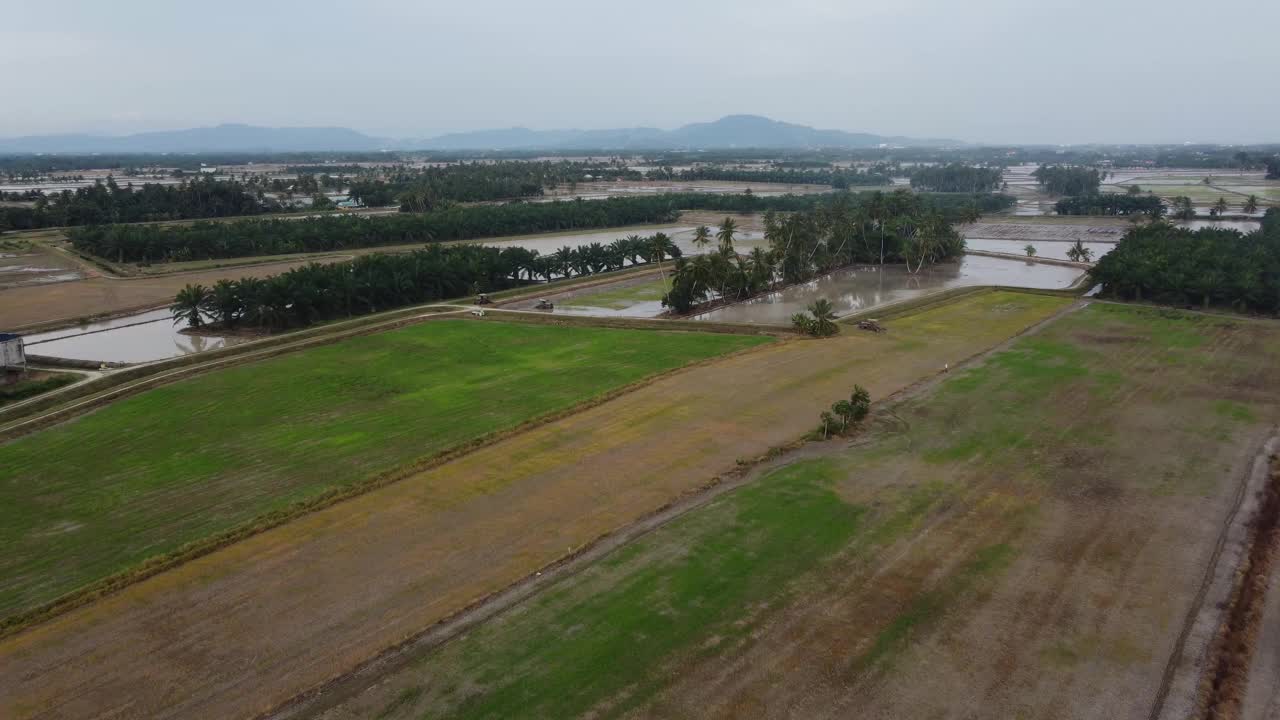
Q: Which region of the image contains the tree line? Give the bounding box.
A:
[70,193,801,264]
[908,164,1002,193]
[171,233,683,331]
[0,176,282,231]
[669,166,893,189]
[1089,209,1280,313]
[71,191,1010,265]
[1032,165,1102,195]
[342,161,642,210]
[1054,194,1165,217]
[662,190,966,313]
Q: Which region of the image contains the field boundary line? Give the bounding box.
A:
[1150,433,1280,720]
[258,297,1085,720]
[0,336,783,639]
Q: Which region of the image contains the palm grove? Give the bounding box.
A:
[170,233,682,331]
[170,190,974,331]
[661,190,968,313]
[1090,209,1280,313]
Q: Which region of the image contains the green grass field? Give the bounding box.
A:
[0,320,769,619]
[564,278,671,310]
[336,303,1280,720]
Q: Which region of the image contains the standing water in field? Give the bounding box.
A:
[22,309,248,364]
[696,255,1083,325]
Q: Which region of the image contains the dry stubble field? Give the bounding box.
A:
[312,303,1280,720]
[0,290,1068,720]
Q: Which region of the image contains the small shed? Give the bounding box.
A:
[1,333,26,370]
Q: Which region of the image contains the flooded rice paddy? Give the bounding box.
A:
[22,309,248,364]
[965,238,1114,261]
[0,249,85,289]
[696,255,1084,325]
[482,226,767,257]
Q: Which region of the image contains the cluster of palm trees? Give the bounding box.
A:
[818,385,871,438]
[1033,165,1103,195]
[1090,214,1280,312]
[909,164,1003,193]
[662,192,967,314]
[0,175,279,231]
[171,234,682,331]
[792,298,840,337]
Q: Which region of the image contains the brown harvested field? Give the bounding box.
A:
[0,258,326,330]
[314,303,1280,720]
[0,290,1070,720]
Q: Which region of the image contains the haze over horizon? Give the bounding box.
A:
[4,0,1278,145]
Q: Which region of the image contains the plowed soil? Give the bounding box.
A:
[0,291,1069,720]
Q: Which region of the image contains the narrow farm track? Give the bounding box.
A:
[0,292,1071,720]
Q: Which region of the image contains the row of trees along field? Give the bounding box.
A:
[0,176,282,231]
[346,161,641,210]
[908,164,1003,193]
[171,234,682,331]
[1032,165,1102,195]
[1089,209,1280,313]
[662,191,966,312]
[72,191,1014,264]
[668,165,894,189]
[1054,194,1166,217]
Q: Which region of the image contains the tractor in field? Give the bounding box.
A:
[535,299,555,310]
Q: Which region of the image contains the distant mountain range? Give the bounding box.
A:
[412,116,961,151]
[0,115,963,154]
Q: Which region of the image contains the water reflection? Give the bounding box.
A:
[696,255,1083,324]
[965,238,1114,261]
[24,310,249,364]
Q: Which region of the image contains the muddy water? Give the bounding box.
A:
[482,227,767,257]
[696,255,1083,325]
[23,309,248,364]
[966,238,1114,261]
[552,300,667,318]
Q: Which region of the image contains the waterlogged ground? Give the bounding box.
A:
[21,309,248,363]
[328,303,1280,720]
[966,238,1114,261]
[696,255,1082,324]
[0,245,84,289]
[481,225,767,258]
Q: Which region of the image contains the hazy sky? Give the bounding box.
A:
[4,0,1277,144]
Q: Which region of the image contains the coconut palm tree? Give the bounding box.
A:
[1243,195,1260,215]
[806,297,839,336]
[716,217,737,255]
[1066,239,1094,263]
[691,225,712,252]
[171,284,209,328]
[648,232,675,280]
[205,279,242,328]
[1213,197,1229,216]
